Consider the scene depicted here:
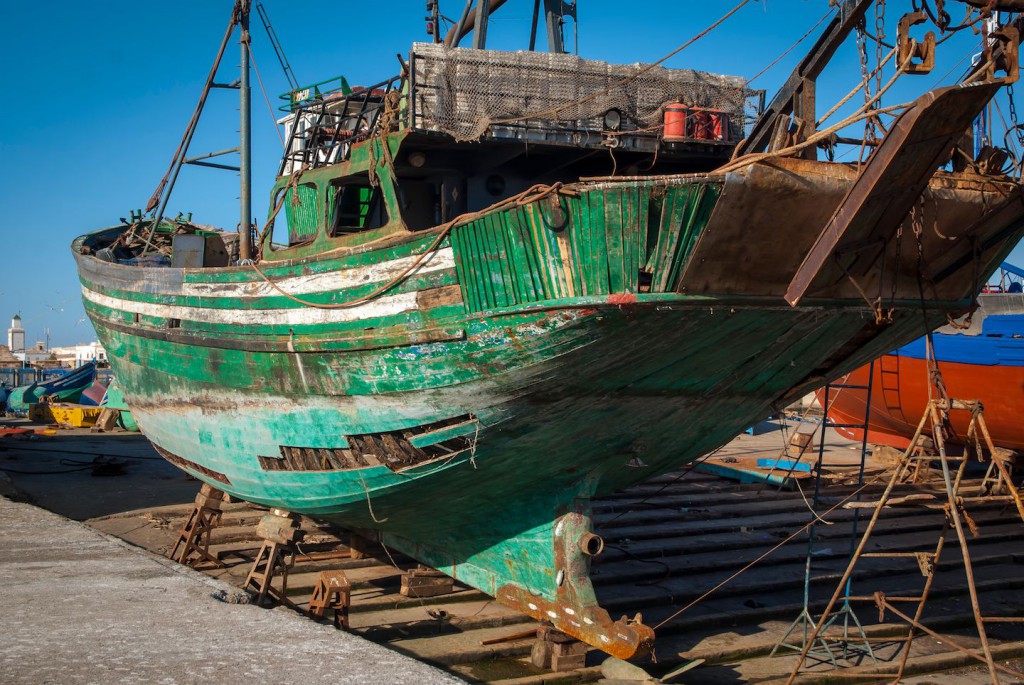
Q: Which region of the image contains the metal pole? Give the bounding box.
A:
[472,0,490,49]
[239,1,253,262]
[529,0,540,51]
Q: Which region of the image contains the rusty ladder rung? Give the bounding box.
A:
[861,552,935,559]
[845,596,925,603]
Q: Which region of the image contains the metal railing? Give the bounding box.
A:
[278,75,403,175]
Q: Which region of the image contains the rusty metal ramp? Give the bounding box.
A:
[785,81,1003,306]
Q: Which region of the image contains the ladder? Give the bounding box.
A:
[771,361,877,664]
[785,397,1024,684]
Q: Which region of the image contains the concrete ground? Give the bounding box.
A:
[0,423,198,519]
[0,495,463,684]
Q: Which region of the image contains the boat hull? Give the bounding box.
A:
[73,157,1024,655]
[820,314,1024,451]
[93,300,922,526]
[6,363,97,414]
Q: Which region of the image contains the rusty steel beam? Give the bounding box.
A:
[739,0,874,157]
[785,81,1003,307]
[444,0,512,47]
[958,0,1024,9]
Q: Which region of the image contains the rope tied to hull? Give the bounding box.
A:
[249,182,570,310]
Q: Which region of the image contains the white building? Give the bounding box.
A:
[7,315,24,354]
[50,342,108,368]
[15,341,53,365]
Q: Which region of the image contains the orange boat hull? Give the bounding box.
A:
[820,354,1024,452]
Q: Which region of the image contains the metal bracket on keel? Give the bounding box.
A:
[496,509,655,660]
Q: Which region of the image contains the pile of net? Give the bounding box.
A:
[409,42,754,142]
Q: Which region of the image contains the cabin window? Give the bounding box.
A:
[329,174,388,237]
[398,179,440,231]
[269,182,320,248]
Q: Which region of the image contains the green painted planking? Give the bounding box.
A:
[284,184,322,243]
[650,186,692,292]
[671,184,720,291]
[447,181,726,312]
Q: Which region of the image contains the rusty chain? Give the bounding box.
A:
[1006,84,1024,166]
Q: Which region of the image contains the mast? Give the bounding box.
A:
[239,0,253,262]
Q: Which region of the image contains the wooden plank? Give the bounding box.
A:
[604,189,626,293]
[589,191,609,295]
[450,228,481,313]
[651,186,692,292]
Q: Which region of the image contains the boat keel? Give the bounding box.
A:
[495,507,656,660]
[380,493,655,659]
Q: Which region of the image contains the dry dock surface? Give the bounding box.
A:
[2,419,1023,683]
[0,494,461,684]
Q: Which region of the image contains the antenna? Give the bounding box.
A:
[256,2,299,91]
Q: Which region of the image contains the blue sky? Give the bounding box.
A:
[0,1,1019,345]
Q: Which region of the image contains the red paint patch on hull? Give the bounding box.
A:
[607,293,637,306]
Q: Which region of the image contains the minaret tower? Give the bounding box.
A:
[8,315,25,353]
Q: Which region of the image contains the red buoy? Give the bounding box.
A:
[663,103,687,142]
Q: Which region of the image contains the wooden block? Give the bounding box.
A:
[530,640,552,669]
[349,533,372,559]
[871,444,905,467]
[531,628,588,672]
[550,644,587,672]
[91,408,120,433]
[194,485,225,509]
[400,569,454,598]
[256,514,304,545]
[789,432,814,450]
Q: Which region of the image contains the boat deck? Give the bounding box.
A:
[2,421,1023,683]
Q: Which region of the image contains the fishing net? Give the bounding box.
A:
[409,42,753,142]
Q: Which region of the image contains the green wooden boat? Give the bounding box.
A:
[72,1,1024,657]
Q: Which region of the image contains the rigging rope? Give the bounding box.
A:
[485,0,755,128]
[249,183,568,310]
[747,7,837,86]
[719,101,911,173]
[249,42,286,148]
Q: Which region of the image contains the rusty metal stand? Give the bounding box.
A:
[169,484,226,568]
[243,509,303,607]
[308,570,351,629]
[772,368,877,665]
[785,398,1024,685]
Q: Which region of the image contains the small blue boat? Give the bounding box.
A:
[6,363,97,414]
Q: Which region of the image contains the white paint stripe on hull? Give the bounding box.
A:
[82,285,422,326]
[181,248,456,299]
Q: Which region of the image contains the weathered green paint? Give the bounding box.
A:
[72,121,1024,654]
